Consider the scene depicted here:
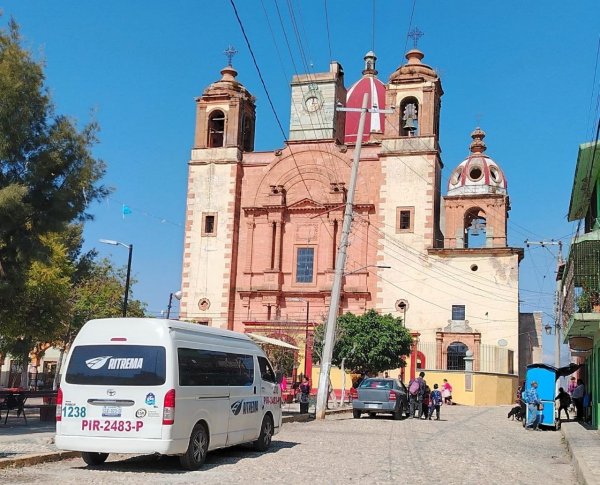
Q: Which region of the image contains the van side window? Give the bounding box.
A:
[258,356,276,383]
[178,348,254,386]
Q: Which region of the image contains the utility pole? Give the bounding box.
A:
[525,239,563,368]
[315,93,394,419]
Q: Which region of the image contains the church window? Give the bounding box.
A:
[400,97,419,136]
[242,113,254,152]
[296,247,315,283]
[450,167,463,185]
[489,166,501,183]
[208,110,225,147]
[467,163,483,182]
[202,213,217,236]
[452,304,465,321]
[447,342,468,370]
[396,207,414,233]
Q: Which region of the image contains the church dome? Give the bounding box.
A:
[202,64,253,100]
[344,51,387,144]
[389,49,439,84]
[447,128,508,196]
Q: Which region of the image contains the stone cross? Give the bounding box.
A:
[224,45,238,66]
[407,27,424,48]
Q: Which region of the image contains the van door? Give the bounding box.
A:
[257,356,282,432]
[59,344,167,440]
[227,353,260,443]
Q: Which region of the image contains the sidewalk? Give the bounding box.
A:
[0,400,351,469]
[560,420,600,485]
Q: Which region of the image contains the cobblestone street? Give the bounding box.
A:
[0,405,575,484]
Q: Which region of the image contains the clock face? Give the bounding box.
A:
[304,95,322,112]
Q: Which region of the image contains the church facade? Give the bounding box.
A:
[180,48,525,404]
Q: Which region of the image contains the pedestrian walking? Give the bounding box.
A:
[555,387,571,420]
[572,379,586,421]
[523,380,541,430]
[429,383,443,420]
[408,371,426,419]
[299,376,311,414]
[422,385,431,418]
[441,378,453,405]
[567,376,577,414]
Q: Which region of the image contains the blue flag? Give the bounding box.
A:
[122,204,132,219]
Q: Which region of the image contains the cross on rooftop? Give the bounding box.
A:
[407,27,424,48]
[224,45,238,66]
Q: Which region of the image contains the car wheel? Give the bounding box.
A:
[81,452,109,466]
[180,423,209,470]
[253,415,274,451]
[393,406,403,420]
[353,409,361,419]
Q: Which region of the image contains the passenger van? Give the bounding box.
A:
[55,318,282,469]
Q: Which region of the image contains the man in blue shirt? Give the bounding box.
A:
[523,381,541,430]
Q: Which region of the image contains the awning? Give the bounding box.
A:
[247,333,299,350]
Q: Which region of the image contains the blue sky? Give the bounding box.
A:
[2,1,599,362]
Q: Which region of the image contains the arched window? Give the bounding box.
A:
[400,97,419,136]
[447,342,468,370]
[464,207,486,248]
[208,110,225,147]
[416,351,426,369]
[242,114,254,152]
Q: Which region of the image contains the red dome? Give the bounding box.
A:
[344,52,386,144]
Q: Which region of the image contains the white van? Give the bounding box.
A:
[55,318,282,470]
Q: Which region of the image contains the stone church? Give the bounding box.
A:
[179,47,530,404]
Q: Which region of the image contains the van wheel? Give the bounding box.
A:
[253,415,274,451]
[180,423,209,470]
[81,452,108,466]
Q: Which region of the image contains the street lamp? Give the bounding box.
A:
[289,297,310,378]
[100,239,133,317]
[544,323,553,335]
[166,290,183,319]
[343,264,391,276]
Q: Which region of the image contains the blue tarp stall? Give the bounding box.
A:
[525,363,581,430]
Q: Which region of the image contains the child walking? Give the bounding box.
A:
[429,383,443,420]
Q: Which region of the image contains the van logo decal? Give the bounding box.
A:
[145,393,156,406]
[231,399,258,415]
[85,356,113,369]
[85,356,144,370]
[107,389,116,396]
[231,400,243,415]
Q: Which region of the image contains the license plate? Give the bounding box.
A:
[365,403,381,409]
[102,406,122,417]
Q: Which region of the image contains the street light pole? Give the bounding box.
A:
[100,239,133,317]
[315,94,394,420]
[304,300,310,377]
[166,290,183,319]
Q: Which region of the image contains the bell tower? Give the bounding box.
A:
[377,48,444,252]
[180,56,255,327]
[193,60,256,152]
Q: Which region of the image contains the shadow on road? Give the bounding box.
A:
[71,439,299,473]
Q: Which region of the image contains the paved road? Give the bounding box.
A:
[0,405,575,484]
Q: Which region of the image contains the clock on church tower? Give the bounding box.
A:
[288,62,346,143]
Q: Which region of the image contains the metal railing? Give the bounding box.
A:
[417,341,514,374]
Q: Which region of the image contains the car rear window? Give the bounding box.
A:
[359,379,392,389]
[65,345,166,386]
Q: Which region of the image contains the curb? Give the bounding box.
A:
[560,425,595,485]
[282,407,353,424]
[0,451,80,470]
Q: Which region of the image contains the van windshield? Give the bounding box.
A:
[65,345,166,386]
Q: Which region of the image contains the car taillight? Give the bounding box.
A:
[350,387,358,399]
[389,391,396,401]
[163,389,175,425]
[56,387,63,421]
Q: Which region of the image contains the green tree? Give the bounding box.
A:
[313,310,412,375]
[0,18,108,355]
[0,18,108,325]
